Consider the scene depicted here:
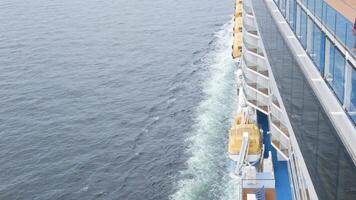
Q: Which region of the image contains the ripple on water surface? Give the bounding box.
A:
[0,0,233,199]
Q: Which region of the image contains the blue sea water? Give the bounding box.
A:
[0,0,236,199]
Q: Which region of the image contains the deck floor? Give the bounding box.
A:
[258,111,292,200]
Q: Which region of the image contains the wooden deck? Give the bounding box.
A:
[243,188,276,200]
[325,0,356,22]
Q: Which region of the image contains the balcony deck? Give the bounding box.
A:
[325,0,356,22]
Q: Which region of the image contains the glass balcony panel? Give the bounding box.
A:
[314,0,322,20]
[349,67,356,123]
[327,43,335,84]
[288,0,296,30]
[281,0,286,17]
[307,17,314,53]
[296,5,301,37]
[307,0,315,14]
[346,23,356,56]
[300,10,308,49]
[322,0,327,22]
[333,48,346,103]
[335,15,348,45]
[312,23,323,71]
[285,0,290,22]
[325,4,336,33]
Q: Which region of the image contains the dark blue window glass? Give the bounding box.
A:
[292,0,297,31]
[300,10,308,48]
[312,23,322,70]
[289,0,296,30]
[330,48,346,103]
[328,44,335,82]
[350,67,356,123]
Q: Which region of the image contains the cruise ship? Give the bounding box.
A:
[228,0,356,199]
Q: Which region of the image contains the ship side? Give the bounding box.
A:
[229,0,356,199]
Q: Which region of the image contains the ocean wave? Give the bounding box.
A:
[171,19,239,200]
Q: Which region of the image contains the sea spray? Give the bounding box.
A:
[171,20,240,200]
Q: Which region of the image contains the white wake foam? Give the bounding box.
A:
[171,20,240,200]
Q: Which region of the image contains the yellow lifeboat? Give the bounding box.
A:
[232,32,243,59]
[228,112,263,162]
[235,4,243,17]
[234,16,243,33]
[232,12,243,59]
